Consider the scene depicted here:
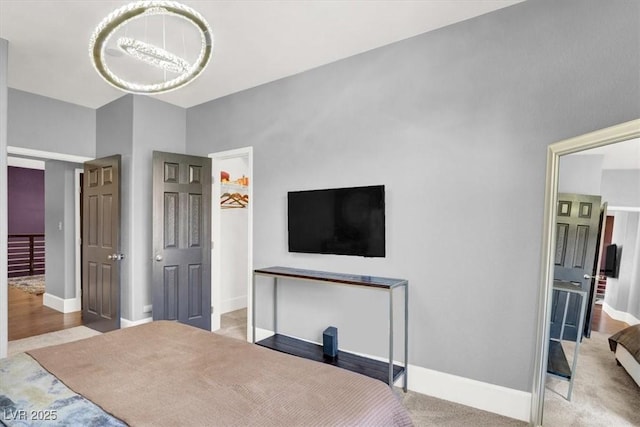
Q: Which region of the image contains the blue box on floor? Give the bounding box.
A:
[323,326,338,358]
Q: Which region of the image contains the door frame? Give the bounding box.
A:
[73,168,83,312]
[208,147,253,340]
[531,118,640,425]
[1,147,92,357]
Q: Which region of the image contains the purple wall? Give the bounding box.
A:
[8,166,45,234]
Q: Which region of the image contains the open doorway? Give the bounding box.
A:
[531,119,640,425]
[6,151,88,344]
[7,157,49,340]
[209,147,253,341]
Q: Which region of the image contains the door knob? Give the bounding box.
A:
[155,254,163,261]
[584,274,605,281]
[108,253,125,261]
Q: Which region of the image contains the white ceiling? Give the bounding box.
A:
[570,137,640,170]
[0,0,522,109]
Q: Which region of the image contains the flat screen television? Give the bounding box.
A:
[603,244,619,278]
[287,185,385,257]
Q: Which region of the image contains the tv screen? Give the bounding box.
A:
[603,244,619,278]
[288,185,385,257]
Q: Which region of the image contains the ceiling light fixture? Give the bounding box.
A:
[117,37,191,74]
[89,1,213,94]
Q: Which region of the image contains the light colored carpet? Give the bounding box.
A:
[399,389,525,426]
[7,325,101,357]
[218,308,248,341]
[543,331,640,426]
[8,274,45,295]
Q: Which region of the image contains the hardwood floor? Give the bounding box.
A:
[6,286,626,343]
[8,286,83,341]
[590,302,629,335]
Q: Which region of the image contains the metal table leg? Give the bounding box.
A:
[273,277,278,334]
[389,288,394,387]
[568,292,587,401]
[559,292,570,341]
[252,273,256,343]
[404,283,408,392]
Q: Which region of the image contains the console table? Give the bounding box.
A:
[546,280,588,401]
[252,266,408,391]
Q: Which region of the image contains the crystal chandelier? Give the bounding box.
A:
[89,1,213,94]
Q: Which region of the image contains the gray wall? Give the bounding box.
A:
[96,95,134,320]
[131,95,186,321]
[186,0,640,392]
[44,160,82,299]
[605,212,640,321]
[628,219,640,321]
[8,89,95,158]
[96,95,186,322]
[1,38,9,358]
[558,155,604,194]
[602,170,640,322]
[601,170,640,207]
[5,88,95,316]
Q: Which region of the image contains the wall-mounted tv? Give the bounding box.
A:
[288,185,385,257]
[603,244,620,278]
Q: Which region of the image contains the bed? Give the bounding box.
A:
[0,321,412,426]
[608,324,640,387]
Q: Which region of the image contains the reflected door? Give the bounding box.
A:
[551,193,602,341]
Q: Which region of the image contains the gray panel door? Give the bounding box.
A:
[152,151,211,330]
[82,155,121,332]
[551,193,602,341]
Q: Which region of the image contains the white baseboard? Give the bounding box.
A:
[254,327,274,342]
[120,317,153,328]
[250,329,530,422]
[221,296,247,314]
[603,301,640,325]
[408,364,530,422]
[42,293,80,313]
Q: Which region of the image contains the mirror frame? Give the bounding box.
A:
[531,118,640,425]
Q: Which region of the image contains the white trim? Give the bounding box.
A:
[209,147,253,340]
[409,364,530,422]
[7,156,45,170]
[43,292,80,313]
[74,168,82,313]
[607,206,640,213]
[7,146,93,164]
[121,317,153,328]
[0,39,7,358]
[602,301,640,325]
[221,296,247,314]
[254,327,275,342]
[532,118,640,426]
